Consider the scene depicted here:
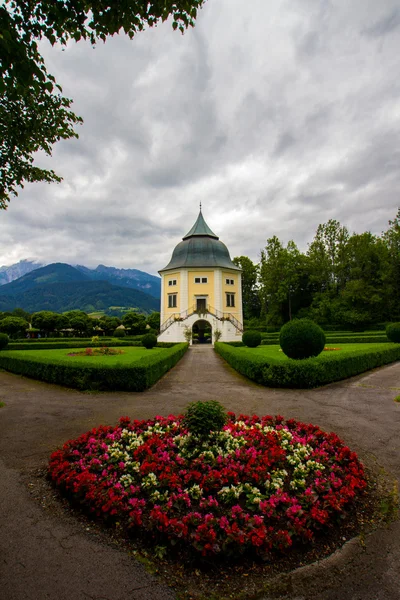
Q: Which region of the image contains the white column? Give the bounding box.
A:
[180,269,188,312]
[215,269,222,312]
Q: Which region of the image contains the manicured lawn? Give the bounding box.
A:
[243,343,395,362]
[0,344,188,391]
[214,342,400,389]
[0,346,165,366]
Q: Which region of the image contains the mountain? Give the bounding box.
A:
[0,260,161,299]
[0,259,44,285]
[0,263,90,295]
[75,264,161,299]
[0,263,160,314]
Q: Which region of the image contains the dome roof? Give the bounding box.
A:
[160,210,240,273]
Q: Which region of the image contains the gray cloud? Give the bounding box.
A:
[1,0,400,275]
[362,8,400,38]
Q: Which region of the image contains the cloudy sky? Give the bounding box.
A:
[1,0,400,276]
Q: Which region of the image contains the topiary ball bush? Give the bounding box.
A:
[386,322,400,343]
[183,400,227,437]
[0,333,9,350]
[113,328,126,337]
[280,319,326,360]
[142,333,157,349]
[242,330,262,348]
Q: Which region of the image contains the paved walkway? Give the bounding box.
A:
[0,346,399,599]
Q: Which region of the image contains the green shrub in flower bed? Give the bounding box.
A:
[48,409,366,559]
[0,344,188,391]
[214,343,400,388]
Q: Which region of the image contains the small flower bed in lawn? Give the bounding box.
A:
[48,413,366,559]
[67,347,124,356]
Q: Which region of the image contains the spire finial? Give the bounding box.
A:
[199,201,202,211]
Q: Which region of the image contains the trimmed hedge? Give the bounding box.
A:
[0,343,188,391]
[214,342,400,389]
[260,335,388,345]
[13,335,145,342]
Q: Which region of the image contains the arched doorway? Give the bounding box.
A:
[192,319,212,344]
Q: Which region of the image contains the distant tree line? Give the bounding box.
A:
[0,309,160,339]
[234,209,400,330]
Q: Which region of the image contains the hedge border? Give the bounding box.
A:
[0,343,188,391]
[260,335,388,345]
[214,342,400,389]
[7,341,143,350]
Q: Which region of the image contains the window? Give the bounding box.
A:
[194,277,208,284]
[225,278,234,285]
[194,277,201,283]
[202,277,208,283]
[168,279,177,287]
[226,293,235,308]
[168,294,177,308]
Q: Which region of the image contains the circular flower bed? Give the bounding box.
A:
[48,413,366,559]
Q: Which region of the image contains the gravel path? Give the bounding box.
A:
[0,346,399,600]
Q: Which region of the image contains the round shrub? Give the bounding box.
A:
[242,330,262,348]
[113,328,126,337]
[142,333,157,349]
[280,319,325,360]
[0,333,9,350]
[386,322,400,343]
[183,400,227,437]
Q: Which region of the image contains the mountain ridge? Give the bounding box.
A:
[0,263,160,314]
[0,260,161,298]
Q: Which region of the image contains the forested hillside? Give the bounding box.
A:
[235,209,400,328]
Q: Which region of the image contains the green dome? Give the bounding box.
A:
[160,211,240,273]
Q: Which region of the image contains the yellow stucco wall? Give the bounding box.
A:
[188,270,215,311]
[163,271,181,315]
[222,271,240,314]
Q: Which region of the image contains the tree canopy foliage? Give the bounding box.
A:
[0,0,205,208]
[235,209,400,330]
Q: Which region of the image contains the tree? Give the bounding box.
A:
[99,315,121,335]
[12,307,32,322]
[123,312,147,335]
[1,0,205,208]
[232,256,261,319]
[382,208,400,320]
[146,311,161,332]
[258,237,304,326]
[31,310,60,335]
[0,316,28,338]
[69,316,92,336]
[307,219,350,294]
[64,310,93,335]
